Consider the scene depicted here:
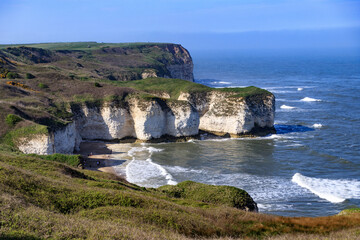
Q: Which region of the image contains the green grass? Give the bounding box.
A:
[0,151,360,239]
[218,85,271,98]
[112,78,271,100]
[5,114,23,127]
[339,208,360,215]
[159,181,258,211]
[1,124,48,147]
[0,42,176,51]
[32,153,82,167]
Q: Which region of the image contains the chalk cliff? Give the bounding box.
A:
[15,88,275,155]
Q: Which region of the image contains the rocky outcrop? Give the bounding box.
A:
[18,122,81,155]
[16,90,274,155]
[178,91,275,135]
[158,44,194,82]
[129,99,199,139]
[15,91,275,154]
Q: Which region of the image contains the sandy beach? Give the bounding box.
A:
[76,141,133,178]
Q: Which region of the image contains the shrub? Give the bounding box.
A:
[38,83,48,89]
[5,114,22,127]
[37,153,83,167]
[94,82,101,87]
[6,72,19,79]
[25,73,35,79]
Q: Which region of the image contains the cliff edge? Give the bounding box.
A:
[0,42,275,155]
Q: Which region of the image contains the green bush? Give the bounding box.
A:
[6,72,19,79]
[25,73,35,79]
[38,83,48,89]
[5,114,22,127]
[36,153,82,167]
[94,82,101,87]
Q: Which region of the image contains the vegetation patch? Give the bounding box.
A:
[25,73,35,79]
[34,153,83,167]
[1,124,48,147]
[339,208,360,215]
[5,114,23,127]
[6,81,37,92]
[6,72,19,79]
[159,180,258,211]
[37,83,48,89]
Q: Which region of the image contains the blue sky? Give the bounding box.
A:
[1,0,360,50]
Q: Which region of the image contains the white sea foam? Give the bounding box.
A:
[126,146,176,186]
[297,88,304,91]
[301,97,321,102]
[280,105,296,109]
[312,123,323,129]
[218,81,231,84]
[292,173,360,203]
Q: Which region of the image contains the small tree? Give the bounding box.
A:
[94,82,101,87]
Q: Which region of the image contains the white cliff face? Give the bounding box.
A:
[165,101,199,137]
[53,122,81,154]
[16,91,274,155]
[17,134,54,155]
[129,99,199,140]
[75,105,135,140]
[179,91,275,135]
[17,122,81,155]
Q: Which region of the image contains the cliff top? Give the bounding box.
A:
[0,41,178,51]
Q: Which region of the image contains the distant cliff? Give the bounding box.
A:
[0,42,194,81]
[0,42,274,155]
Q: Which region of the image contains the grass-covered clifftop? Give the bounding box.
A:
[0,42,193,82]
[1,151,360,239]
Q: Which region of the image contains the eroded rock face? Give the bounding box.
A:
[178,91,275,135]
[166,63,194,82]
[16,91,274,155]
[18,134,53,155]
[75,105,135,140]
[129,99,199,140]
[18,122,81,155]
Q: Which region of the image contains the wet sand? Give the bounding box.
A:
[76,141,133,178]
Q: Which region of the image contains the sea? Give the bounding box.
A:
[113,49,360,217]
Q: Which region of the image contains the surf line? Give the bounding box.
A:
[126,146,177,186]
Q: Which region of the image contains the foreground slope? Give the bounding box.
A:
[1,151,360,239]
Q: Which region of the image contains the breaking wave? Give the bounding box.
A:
[301,97,322,102]
[126,146,177,187]
[292,173,360,203]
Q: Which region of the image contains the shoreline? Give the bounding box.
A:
[76,141,133,179]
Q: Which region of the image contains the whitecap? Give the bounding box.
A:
[312,123,323,129]
[301,97,321,102]
[280,105,296,109]
[218,81,231,84]
[297,88,303,91]
[126,146,176,186]
[292,173,360,203]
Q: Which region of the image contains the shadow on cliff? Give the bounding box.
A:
[274,124,314,134]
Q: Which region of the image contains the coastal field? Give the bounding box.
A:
[1,147,360,239]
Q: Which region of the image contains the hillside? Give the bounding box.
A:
[0,42,360,239]
[1,151,360,239]
[0,42,194,82]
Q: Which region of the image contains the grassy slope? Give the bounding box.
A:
[111,77,271,99]
[1,150,360,239]
[0,42,174,51]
